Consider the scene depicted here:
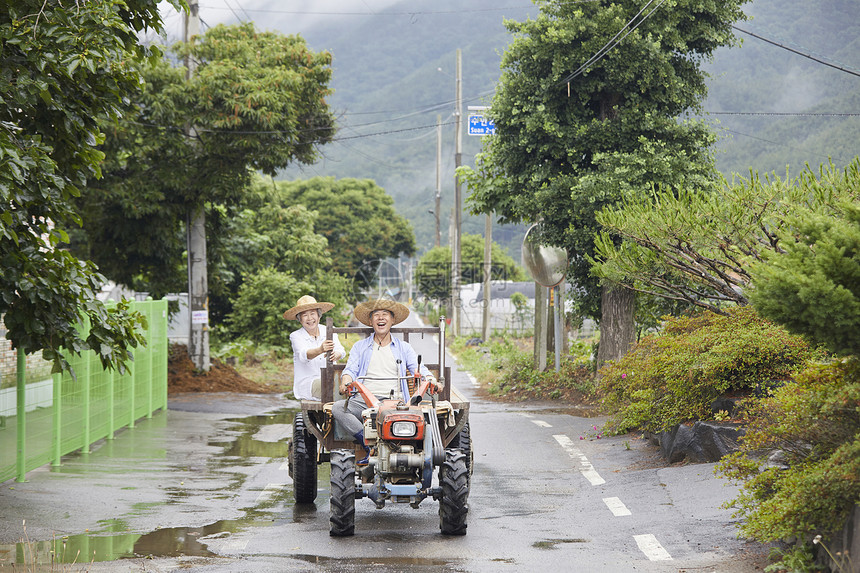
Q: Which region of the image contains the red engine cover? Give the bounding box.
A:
[377,403,425,441]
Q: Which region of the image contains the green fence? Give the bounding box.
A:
[0,298,169,483]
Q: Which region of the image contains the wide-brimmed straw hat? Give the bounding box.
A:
[353,299,409,326]
[283,295,335,321]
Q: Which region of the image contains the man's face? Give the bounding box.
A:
[298,309,319,332]
[370,309,394,336]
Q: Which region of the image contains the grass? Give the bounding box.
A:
[448,333,599,404]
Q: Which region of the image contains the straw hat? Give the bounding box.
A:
[283,295,335,321]
[353,299,409,326]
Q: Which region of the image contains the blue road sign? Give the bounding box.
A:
[467,114,495,136]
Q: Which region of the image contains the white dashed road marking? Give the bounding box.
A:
[467,373,480,388]
[634,534,673,561]
[222,538,250,552]
[553,434,606,486]
[531,420,552,428]
[255,483,286,504]
[603,496,632,516]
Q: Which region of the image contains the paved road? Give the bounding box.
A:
[0,312,770,571]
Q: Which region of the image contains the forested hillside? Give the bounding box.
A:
[279,0,536,258]
[234,0,859,258]
[703,0,860,178]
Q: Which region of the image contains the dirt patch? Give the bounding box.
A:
[168,344,280,394]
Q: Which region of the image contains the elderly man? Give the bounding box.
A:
[333,298,441,463]
[284,295,345,401]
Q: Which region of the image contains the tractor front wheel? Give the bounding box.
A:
[450,422,473,479]
[329,449,356,537]
[439,449,469,535]
[291,413,318,504]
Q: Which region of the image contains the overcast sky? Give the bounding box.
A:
[157,0,405,42]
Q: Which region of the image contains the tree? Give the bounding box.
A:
[227,267,350,349]
[0,0,182,372]
[76,23,337,369]
[414,233,527,302]
[591,160,860,346]
[747,164,860,356]
[264,176,416,290]
[463,0,748,365]
[210,199,345,327]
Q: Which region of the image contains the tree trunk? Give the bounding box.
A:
[596,285,635,368]
[187,206,210,372]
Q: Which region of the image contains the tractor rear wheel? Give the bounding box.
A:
[329,449,356,537]
[439,449,469,535]
[291,413,318,504]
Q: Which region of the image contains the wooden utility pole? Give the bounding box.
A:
[435,115,442,248]
[184,0,210,371]
[481,214,492,341]
[451,49,462,337]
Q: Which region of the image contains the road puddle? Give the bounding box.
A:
[1,408,304,567]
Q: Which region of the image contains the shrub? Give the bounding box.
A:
[595,306,823,434]
[716,359,860,572]
[226,268,349,348]
[449,335,596,401]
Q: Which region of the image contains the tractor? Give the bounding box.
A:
[288,317,472,536]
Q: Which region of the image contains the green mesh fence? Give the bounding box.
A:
[0,298,169,483]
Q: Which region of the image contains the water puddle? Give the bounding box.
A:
[532,538,590,549]
[2,408,305,567]
[291,554,462,569]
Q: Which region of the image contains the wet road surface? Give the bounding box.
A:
[0,320,771,571]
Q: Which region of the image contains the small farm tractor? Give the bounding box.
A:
[288,317,472,536]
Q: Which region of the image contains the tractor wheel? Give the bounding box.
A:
[439,449,469,535]
[450,422,473,479]
[329,449,356,537]
[292,413,318,504]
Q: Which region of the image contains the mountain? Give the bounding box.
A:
[203,0,860,259]
[277,0,537,259]
[703,0,860,177]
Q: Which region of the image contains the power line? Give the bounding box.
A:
[557,0,669,86]
[732,25,860,79]
[716,127,849,166]
[708,111,860,117]
[197,3,543,17]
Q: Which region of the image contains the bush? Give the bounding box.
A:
[450,335,596,401]
[226,268,349,348]
[595,306,823,434]
[716,359,860,572]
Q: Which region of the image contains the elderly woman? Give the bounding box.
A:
[284,295,345,401]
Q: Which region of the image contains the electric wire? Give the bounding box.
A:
[557,0,669,86]
[196,3,544,17]
[732,25,860,79]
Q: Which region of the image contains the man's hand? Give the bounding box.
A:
[339,376,354,396]
[425,376,443,393]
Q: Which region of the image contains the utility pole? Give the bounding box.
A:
[482,214,491,341]
[434,114,442,248]
[184,0,210,372]
[451,48,462,337]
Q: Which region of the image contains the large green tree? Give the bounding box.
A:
[0,0,182,372]
[265,176,416,291]
[209,193,349,327]
[76,22,336,368]
[464,0,747,364]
